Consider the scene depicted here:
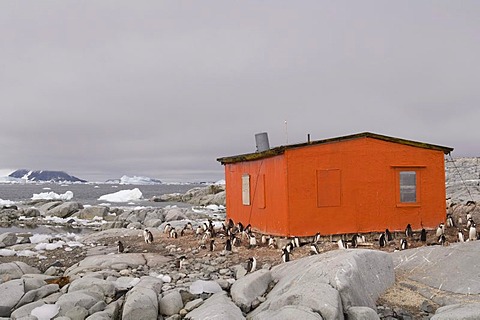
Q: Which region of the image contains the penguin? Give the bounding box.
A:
[176,256,186,269]
[185,222,193,230]
[351,234,358,248]
[467,218,474,228]
[248,233,257,249]
[281,247,290,262]
[438,234,447,246]
[337,239,347,250]
[469,223,477,241]
[292,237,300,248]
[420,228,427,242]
[209,239,216,251]
[227,218,235,229]
[310,243,320,255]
[117,240,124,253]
[285,242,294,253]
[195,225,203,237]
[405,224,413,238]
[143,229,154,244]
[314,232,321,244]
[446,214,455,228]
[225,239,232,251]
[164,223,172,234]
[385,229,393,241]
[261,235,267,245]
[379,233,387,248]
[246,257,257,273]
[169,228,178,239]
[436,223,445,237]
[268,237,276,248]
[400,238,408,250]
[237,222,244,233]
[458,229,465,242]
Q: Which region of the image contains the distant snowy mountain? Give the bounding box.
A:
[105,175,163,185]
[8,169,87,183]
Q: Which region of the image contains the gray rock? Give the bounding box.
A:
[47,201,82,218]
[345,306,380,320]
[159,290,184,316]
[185,292,245,320]
[55,290,101,316]
[0,232,17,246]
[65,306,89,320]
[16,284,59,308]
[144,218,163,228]
[37,201,62,214]
[249,249,394,320]
[231,269,272,312]
[23,278,46,292]
[0,279,25,317]
[248,305,324,320]
[0,262,40,284]
[10,300,44,320]
[164,208,188,222]
[431,303,480,319]
[23,208,41,217]
[76,206,108,220]
[88,300,107,314]
[184,298,203,311]
[68,277,115,298]
[85,299,122,320]
[122,277,163,320]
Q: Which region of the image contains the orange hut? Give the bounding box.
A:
[217,132,453,237]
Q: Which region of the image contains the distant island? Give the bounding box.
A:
[8,169,87,183]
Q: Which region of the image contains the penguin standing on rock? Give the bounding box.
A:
[438,234,447,246]
[246,257,257,273]
[310,243,320,255]
[420,228,427,242]
[379,233,387,248]
[176,256,186,269]
[281,247,290,262]
[436,223,445,237]
[385,229,393,242]
[209,239,216,251]
[458,229,465,242]
[117,240,124,253]
[446,214,455,228]
[225,239,232,251]
[405,224,413,238]
[400,238,408,250]
[469,223,477,241]
[143,229,154,244]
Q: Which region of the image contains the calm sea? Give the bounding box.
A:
[0,183,203,208]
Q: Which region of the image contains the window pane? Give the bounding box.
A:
[400,171,416,203]
[242,174,250,205]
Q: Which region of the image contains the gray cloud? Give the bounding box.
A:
[0,1,479,182]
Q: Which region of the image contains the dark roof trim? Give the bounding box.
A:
[216,132,454,164]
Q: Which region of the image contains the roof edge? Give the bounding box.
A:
[217,132,454,164]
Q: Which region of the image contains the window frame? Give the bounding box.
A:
[392,166,425,207]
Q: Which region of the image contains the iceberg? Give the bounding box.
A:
[31,190,73,201]
[98,188,143,202]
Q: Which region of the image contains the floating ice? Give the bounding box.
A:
[189,280,222,294]
[35,241,65,251]
[98,188,143,203]
[31,303,60,320]
[31,190,73,201]
[30,234,51,244]
[0,198,16,206]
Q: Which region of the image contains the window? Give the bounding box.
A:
[242,174,250,205]
[399,171,416,203]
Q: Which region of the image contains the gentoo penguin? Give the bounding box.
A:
[169,228,178,239]
[176,256,186,269]
[248,233,257,249]
[351,234,358,248]
[195,225,203,237]
[446,214,454,228]
[310,243,320,255]
[246,257,257,273]
[281,247,290,262]
[467,218,475,228]
[314,232,321,244]
[420,228,427,242]
[438,234,447,246]
[400,238,408,250]
[385,229,393,242]
[405,224,413,238]
[227,218,235,229]
[292,237,300,248]
[164,223,172,234]
[261,235,267,245]
[458,229,465,242]
[117,240,124,253]
[379,233,387,248]
[209,239,216,251]
[143,229,154,244]
[469,223,477,241]
[337,239,347,249]
[285,242,294,253]
[436,223,445,237]
[225,239,232,251]
[268,237,276,248]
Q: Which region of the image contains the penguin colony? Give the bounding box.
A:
[118,205,478,271]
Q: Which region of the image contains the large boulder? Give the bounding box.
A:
[431,303,480,319]
[122,276,163,320]
[76,206,108,220]
[0,279,25,317]
[0,261,40,284]
[159,290,183,316]
[185,291,245,320]
[0,232,17,246]
[68,277,115,298]
[231,269,272,312]
[47,201,82,218]
[248,249,394,320]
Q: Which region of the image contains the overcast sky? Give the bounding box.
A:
[1,1,479,182]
